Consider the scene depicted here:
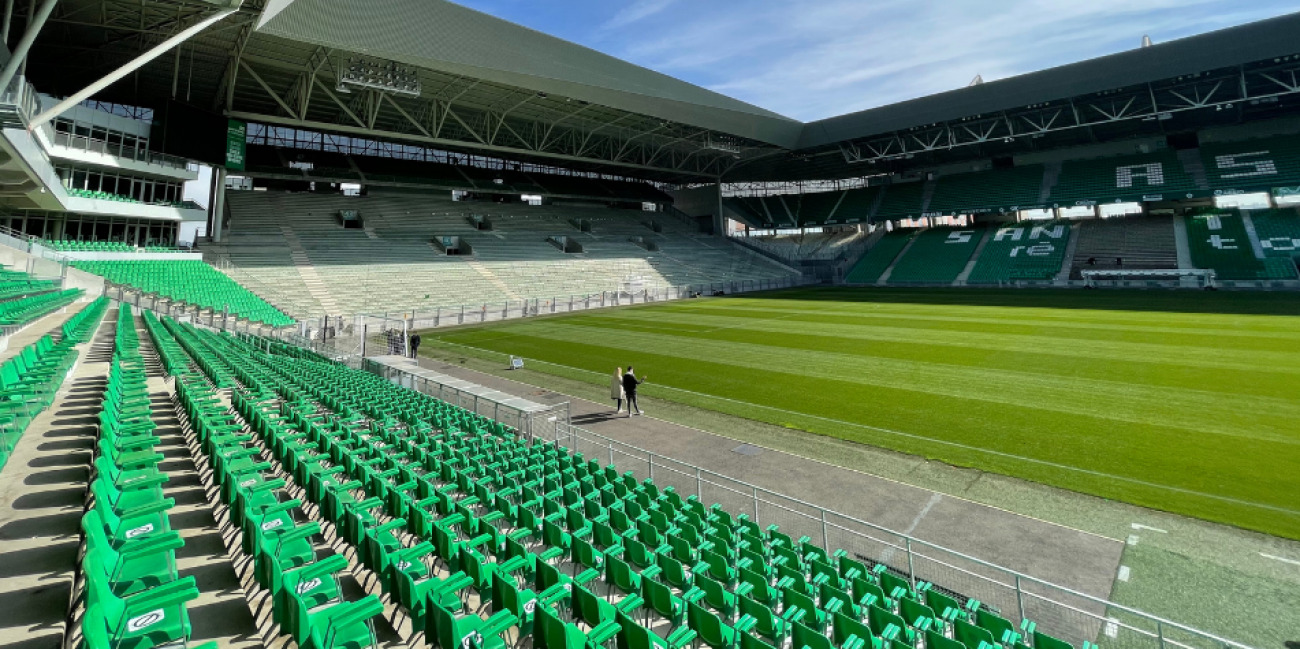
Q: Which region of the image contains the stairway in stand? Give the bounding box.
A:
[464,258,523,301]
[281,225,341,315]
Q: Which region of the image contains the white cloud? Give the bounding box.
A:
[601,0,678,31]
[595,0,1298,120]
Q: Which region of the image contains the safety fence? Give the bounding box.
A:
[545,423,1250,649]
[265,292,1256,649]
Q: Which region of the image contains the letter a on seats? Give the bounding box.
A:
[1116,163,1164,188]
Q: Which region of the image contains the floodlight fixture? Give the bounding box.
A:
[338,55,422,97]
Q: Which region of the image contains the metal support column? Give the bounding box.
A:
[211,167,227,242]
[0,0,59,96]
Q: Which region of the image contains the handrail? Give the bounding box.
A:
[46,127,190,170]
[559,423,1248,648]
[357,352,1254,649]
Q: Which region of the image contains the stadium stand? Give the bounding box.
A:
[71,260,294,326]
[58,304,1098,649]
[1249,208,1300,259]
[1200,135,1300,191]
[42,240,178,253]
[832,186,881,224]
[0,296,105,473]
[0,270,60,301]
[843,230,913,284]
[1050,150,1198,204]
[1183,210,1283,280]
[887,226,986,284]
[207,191,798,317]
[743,230,867,262]
[1068,216,1178,278]
[795,191,844,225]
[966,221,1072,283]
[872,182,927,220]
[927,166,1046,215]
[65,187,201,210]
[0,288,83,329]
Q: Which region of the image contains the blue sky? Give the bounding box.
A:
[452,0,1298,122]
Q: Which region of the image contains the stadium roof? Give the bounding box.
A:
[17,1,1300,184]
[254,0,802,147]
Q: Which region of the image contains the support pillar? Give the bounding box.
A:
[211,167,227,242]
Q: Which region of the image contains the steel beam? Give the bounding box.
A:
[28,6,238,129]
[0,0,59,97]
[226,110,719,179]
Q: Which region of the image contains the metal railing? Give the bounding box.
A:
[334,276,814,333]
[0,76,41,127]
[47,127,190,171]
[349,342,1254,649]
[542,425,1251,649]
[364,357,570,442]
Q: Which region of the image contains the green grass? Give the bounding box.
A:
[428,287,1300,540]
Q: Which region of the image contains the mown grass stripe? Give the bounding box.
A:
[429,288,1300,539]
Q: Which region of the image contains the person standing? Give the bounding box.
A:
[409,332,421,359]
[622,366,646,416]
[611,367,626,413]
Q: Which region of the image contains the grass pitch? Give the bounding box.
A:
[430,287,1300,540]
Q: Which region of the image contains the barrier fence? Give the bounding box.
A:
[544,423,1247,649]
[359,343,1253,649]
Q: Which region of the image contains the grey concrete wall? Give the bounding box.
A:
[0,244,106,296]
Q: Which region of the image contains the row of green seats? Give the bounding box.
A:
[1200,135,1300,191]
[72,260,294,327]
[42,239,178,253]
[888,227,985,284]
[1,297,107,474]
[80,307,211,649]
[0,288,83,328]
[1249,209,1300,258]
[65,187,201,210]
[145,313,1097,649]
[966,222,1071,284]
[928,167,1045,215]
[150,314,391,649]
[844,231,912,284]
[0,277,60,301]
[1185,211,1272,280]
[1050,150,1197,204]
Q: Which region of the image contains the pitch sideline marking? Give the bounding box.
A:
[1259,553,1300,566]
[1130,523,1168,533]
[427,338,1300,518]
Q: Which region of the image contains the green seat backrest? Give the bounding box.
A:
[792,621,831,649]
[954,619,995,649]
[1033,631,1075,649]
[832,612,875,648]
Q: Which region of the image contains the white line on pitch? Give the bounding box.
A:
[1260,553,1300,566]
[1117,566,1131,582]
[1130,523,1168,533]
[427,339,1300,517]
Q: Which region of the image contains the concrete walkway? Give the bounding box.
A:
[0,309,261,649]
[0,308,112,649]
[390,354,1122,632]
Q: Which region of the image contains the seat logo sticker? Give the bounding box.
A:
[127,609,165,632]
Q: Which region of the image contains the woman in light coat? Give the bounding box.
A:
[611,367,626,413]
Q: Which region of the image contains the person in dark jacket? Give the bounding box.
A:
[622,366,646,416]
[409,333,421,359]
